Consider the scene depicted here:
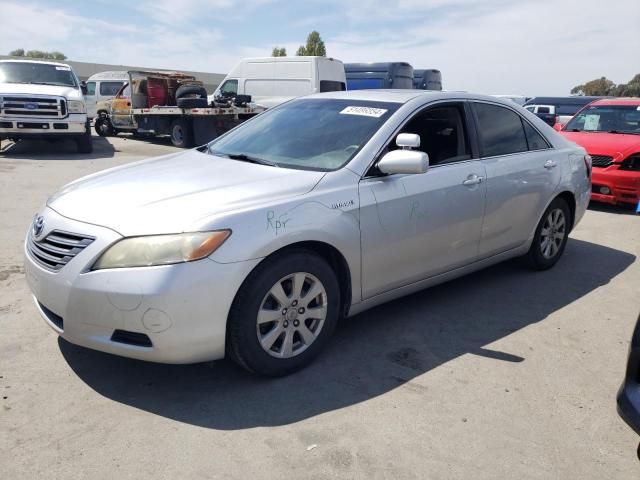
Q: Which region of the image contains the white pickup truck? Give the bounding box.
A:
[0,59,92,153]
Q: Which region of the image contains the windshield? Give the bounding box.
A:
[0,62,77,87]
[564,105,640,134]
[208,98,400,171]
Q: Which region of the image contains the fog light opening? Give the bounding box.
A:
[599,186,611,195]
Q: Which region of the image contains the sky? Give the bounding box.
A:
[1,0,638,96]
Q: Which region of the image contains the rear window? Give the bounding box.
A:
[347,78,385,90]
[100,81,125,96]
[320,80,346,92]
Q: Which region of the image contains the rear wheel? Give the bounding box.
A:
[170,118,194,148]
[526,197,570,270]
[227,250,340,376]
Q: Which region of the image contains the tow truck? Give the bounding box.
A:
[98,70,265,148]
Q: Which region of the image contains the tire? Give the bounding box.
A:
[227,250,341,376]
[75,123,93,154]
[170,117,194,148]
[525,197,570,270]
[177,97,208,109]
[175,84,208,100]
[94,115,113,136]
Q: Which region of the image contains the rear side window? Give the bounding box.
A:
[100,81,124,96]
[86,81,96,96]
[537,106,551,114]
[320,80,346,92]
[523,122,550,150]
[474,103,528,157]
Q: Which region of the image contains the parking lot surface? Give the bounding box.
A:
[1,135,639,479]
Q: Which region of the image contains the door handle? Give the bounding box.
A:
[462,174,484,186]
[544,160,557,169]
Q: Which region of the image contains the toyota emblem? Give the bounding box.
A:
[33,216,45,238]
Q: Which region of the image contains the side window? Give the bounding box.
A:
[523,122,550,151]
[100,81,124,96]
[86,81,96,96]
[220,79,238,95]
[118,83,131,98]
[474,103,528,157]
[525,106,535,112]
[398,103,471,166]
[537,106,551,114]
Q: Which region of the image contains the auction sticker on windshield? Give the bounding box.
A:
[340,106,388,118]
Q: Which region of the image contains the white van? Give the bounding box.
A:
[85,71,128,119]
[212,56,346,108]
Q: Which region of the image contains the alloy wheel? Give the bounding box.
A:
[540,208,566,259]
[256,272,328,359]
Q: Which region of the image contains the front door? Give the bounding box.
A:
[110,83,134,129]
[359,102,487,299]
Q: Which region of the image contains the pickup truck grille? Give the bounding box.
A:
[28,230,95,272]
[0,96,66,118]
[590,155,614,168]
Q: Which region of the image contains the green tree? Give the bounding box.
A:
[570,76,616,96]
[271,47,287,57]
[16,50,68,60]
[9,48,25,56]
[296,30,326,56]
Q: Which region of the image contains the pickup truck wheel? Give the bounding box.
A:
[76,123,93,154]
[94,116,114,136]
[525,197,570,270]
[170,118,194,148]
[227,250,340,376]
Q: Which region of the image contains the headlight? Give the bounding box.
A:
[67,100,86,114]
[92,230,231,270]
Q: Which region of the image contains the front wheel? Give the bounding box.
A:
[75,123,93,154]
[526,197,570,270]
[94,115,114,136]
[227,250,340,376]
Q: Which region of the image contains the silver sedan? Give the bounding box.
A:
[24,90,591,376]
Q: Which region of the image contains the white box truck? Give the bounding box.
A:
[211,56,346,108]
[0,59,92,153]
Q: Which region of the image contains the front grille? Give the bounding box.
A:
[111,330,153,347]
[28,230,95,272]
[590,155,614,168]
[0,96,66,118]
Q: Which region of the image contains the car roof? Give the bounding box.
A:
[307,89,510,105]
[0,59,71,68]
[588,97,640,106]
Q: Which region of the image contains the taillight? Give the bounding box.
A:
[583,154,592,178]
[620,155,640,171]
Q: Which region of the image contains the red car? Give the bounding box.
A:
[561,98,640,206]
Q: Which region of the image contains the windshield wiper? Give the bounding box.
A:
[212,151,279,167]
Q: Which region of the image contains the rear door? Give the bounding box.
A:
[471,101,561,258]
[359,101,487,298]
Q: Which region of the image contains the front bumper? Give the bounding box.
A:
[24,207,260,364]
[591,167,640,205]
[0,113,86,138]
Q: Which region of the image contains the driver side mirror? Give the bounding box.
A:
[377,133,429,175]
[80,80,87,95]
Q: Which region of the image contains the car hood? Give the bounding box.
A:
[47,149,325,236]
[561,131,640,160]
[0,82,83,100]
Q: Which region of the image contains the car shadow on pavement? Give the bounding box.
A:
[59,238,635,430]
[0,136,115,160]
